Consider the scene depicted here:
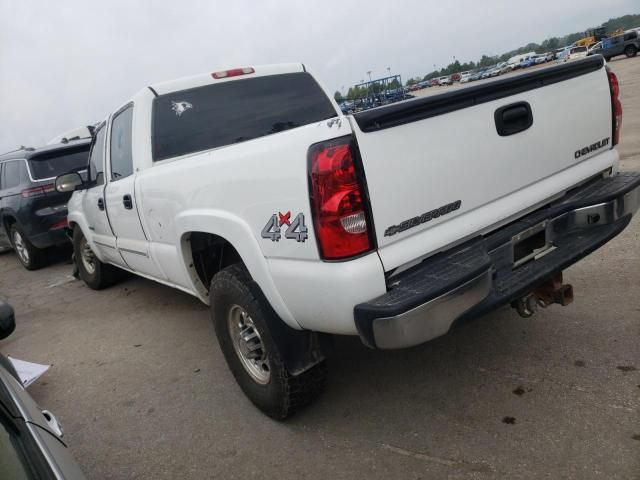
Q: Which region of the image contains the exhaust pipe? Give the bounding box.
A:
[512,273,574,318]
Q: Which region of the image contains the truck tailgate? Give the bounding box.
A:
[350,56,614,271]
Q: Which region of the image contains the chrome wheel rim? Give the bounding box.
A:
[79,237,96,275]
[227,304,270,384]
[12,231,29,265]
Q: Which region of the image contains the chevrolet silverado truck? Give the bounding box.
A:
[56,57,638,419]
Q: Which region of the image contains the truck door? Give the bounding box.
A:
[104,104,165,279]
[81,123,123,266]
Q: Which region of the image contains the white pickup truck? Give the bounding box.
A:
[56,57,638,419]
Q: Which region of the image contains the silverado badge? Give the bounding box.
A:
[384,200,462,237]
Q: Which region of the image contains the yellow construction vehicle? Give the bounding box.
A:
[574,27,606,48]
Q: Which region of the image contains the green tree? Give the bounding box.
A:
[334,91,343,102]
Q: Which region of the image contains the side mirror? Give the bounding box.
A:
[55,172,83,193]
[0,302,16,340]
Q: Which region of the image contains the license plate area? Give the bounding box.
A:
[512,221,554,268]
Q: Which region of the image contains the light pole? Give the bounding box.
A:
[386,67,391,95]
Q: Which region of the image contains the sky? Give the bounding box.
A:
[1,0,637,153]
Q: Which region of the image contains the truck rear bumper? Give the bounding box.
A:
[354,171,640,349]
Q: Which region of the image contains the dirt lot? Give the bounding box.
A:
[1,57,639,480]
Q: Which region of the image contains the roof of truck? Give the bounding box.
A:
[147,63,306,96]
[0,138,91,163]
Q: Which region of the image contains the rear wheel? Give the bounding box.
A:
[624,45,637,58]
[73,227,122,289]
[210,264,326,419]
[9,225,47,270]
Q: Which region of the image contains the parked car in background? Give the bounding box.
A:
[588,31,639,61]
[460,72,472,83]
[534,54,547,64]
[0,301,86,479]
[449,72,461,82]
[588,41,602,55]
[470,71,483,81]
[47,125,94,145]
[437,75,452,85]
[507,51,537,69]
[0,139,91,269]
[499,62,514,74]
[521,56,537,68]
[558,46,589,62]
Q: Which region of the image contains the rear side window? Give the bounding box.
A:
[28,147,90,180]
[1,161,28,189]
[110,105,134,180]
[152,72,337,161]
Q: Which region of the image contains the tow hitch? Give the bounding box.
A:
[512,273,574,318]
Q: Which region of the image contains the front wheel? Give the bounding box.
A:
[73,227,122,289]
[624,45,637,58]
[10,225,47,270]
[210,264,326,419]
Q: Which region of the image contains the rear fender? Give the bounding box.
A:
[174,209,300,329]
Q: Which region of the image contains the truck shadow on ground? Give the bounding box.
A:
[285,308,540,428]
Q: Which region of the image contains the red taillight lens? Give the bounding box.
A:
[211,67,255,79]
[606,66,622,146]
[50,218,68,229]
[21,184,55,198]
[308,136,373,260]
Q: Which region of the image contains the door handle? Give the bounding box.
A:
[123,194,133,210]
[97,198,105,211]
[495,101,533,136]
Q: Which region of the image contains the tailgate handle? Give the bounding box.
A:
[495,102,533,136]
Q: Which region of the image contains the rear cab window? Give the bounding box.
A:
[28,146,90,180]
[152,72,337,161]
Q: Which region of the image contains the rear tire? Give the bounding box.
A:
[624,45,637,58]
[9,225,47,270]
[210,264,326,420]
[73,227,122,290]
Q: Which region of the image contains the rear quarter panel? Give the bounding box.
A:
[136,116,387,333]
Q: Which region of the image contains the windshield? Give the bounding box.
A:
[28,146,90,180]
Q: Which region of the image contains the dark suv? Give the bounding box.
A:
[0,140,91,269]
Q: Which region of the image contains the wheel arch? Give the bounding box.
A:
[175,210,300,329]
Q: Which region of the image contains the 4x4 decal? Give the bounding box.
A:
[261,212,308,243]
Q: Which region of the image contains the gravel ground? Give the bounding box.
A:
[0,56,639,480]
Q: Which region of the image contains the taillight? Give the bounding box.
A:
[606,66,622,146]
[308,136,373,260]
[50,218,68,229]
[21,183,55,198]
[211,67,255,79]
